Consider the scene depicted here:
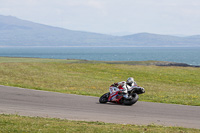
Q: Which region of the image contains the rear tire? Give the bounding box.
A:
[99,92,110,103]
[123,93,139,105]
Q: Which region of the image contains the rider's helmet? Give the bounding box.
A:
[126,77,134,86]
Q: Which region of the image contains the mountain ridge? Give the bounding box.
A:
[0,15,200,47]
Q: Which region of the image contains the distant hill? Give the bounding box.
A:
[0,15,200,47]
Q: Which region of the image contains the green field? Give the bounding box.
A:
[0,57,200,106]
[0,114,199,133]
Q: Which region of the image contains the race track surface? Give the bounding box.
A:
[0,85,200,129]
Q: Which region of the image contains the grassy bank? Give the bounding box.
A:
[0,57,199,106]
[0,114,199,133]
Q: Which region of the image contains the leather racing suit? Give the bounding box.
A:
[108,81,137,101]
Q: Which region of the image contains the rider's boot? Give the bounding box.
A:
[124,94,132,99]
[127,95,132,99]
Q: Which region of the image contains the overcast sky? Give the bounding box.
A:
[0,0,200,35]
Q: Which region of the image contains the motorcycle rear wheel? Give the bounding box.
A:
[99,92,110,103]
[123,93,139,105]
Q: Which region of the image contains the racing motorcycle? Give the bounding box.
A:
[99,86,145,105]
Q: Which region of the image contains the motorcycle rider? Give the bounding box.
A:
[108,77,136,101]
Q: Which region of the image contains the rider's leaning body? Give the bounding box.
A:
[108,77,137,101]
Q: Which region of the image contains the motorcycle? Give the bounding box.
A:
[99,86,145,105]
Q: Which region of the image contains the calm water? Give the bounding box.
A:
[0,47,200,65]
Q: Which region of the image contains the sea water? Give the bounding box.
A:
[0,47,199,66]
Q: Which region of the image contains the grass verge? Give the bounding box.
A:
[0,57,199,106]
[0,114,199,133]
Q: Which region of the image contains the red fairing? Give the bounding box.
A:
[108,92,118,101]
[108,91,123,104]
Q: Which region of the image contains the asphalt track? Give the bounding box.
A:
[0,85,200,129]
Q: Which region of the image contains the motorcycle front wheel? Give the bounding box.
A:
[99,92,110,103]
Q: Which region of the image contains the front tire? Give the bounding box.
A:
[99,92,110,103]
[123,93,139,105]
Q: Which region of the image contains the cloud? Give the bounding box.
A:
[0,8,10,14]
[87,0,105,9]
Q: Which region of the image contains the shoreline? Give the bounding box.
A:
[0,56,199,67]
[0,47,199,66]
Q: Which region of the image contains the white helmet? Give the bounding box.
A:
[126,77,134,85]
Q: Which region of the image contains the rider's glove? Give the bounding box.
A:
[118,91,123,94]
[121,89,126,92]
[119,89,126,94]
[114,83,118,87]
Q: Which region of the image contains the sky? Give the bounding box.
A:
[0,0,200,36]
